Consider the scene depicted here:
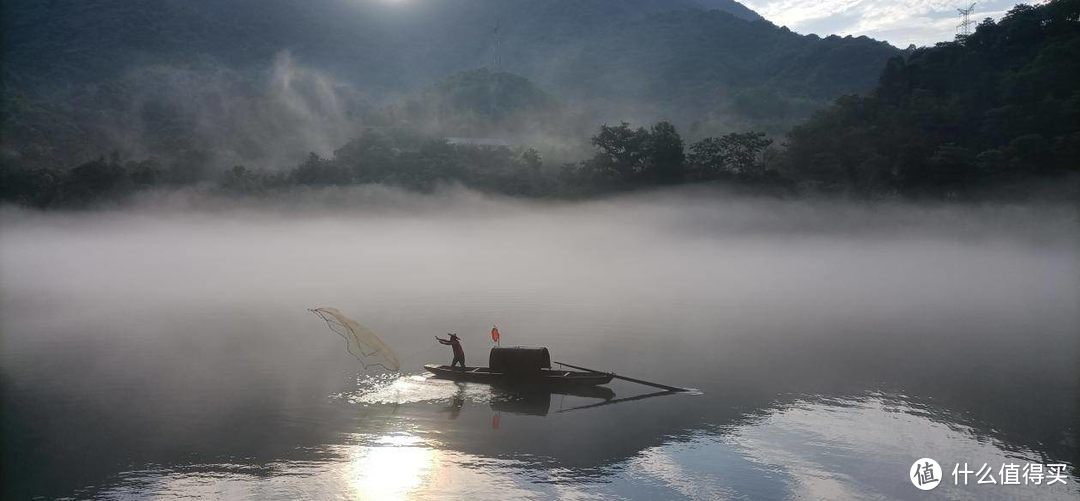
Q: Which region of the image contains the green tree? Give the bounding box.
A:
[588,122,650,181]
[688,132,772,180]
[643,121,686,183]
[291,152,352,185]
[63,156,131,204]
[584,121,686,185]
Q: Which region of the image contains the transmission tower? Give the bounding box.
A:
[489,20,501,118]
[957,3,977,38]
[491,20,501,70]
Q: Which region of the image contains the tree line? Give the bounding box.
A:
[0,124,781,208]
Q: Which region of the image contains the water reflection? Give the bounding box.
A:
[558,389,681,413]
[5,306,1078,499]
[86,383,1077,500]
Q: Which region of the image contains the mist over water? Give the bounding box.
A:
[2,187,1078,499]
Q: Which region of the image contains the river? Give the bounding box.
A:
[2,187,1077,499]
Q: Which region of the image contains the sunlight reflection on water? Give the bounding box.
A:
[345,373,493,406]
[92,392,1077,500]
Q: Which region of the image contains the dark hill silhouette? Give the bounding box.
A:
[1,0,897,170]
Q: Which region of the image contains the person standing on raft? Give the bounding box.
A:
[435,333,465,370]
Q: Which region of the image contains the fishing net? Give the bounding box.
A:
[310,307,401,372]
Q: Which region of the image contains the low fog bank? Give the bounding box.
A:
[3,185,1076,395]
[3,184,1077,243]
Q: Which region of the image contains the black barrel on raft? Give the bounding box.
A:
[489,346,551,375]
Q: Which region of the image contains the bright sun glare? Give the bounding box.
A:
[348,435,436,499]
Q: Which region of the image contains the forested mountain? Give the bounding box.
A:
[778,0,1080,197]
[1,0,897,172]
[3,0,761,88]
[382,68,565,138]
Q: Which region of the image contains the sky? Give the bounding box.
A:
[738,0,1031,47]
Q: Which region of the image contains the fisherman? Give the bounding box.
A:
[435,333,466,370]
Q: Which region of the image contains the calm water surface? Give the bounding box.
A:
[2,189,1077,499]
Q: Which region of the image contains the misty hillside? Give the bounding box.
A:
[383,68,564,138]
[2,0,897,171]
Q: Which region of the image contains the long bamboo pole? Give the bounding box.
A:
[554,361,688,392]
